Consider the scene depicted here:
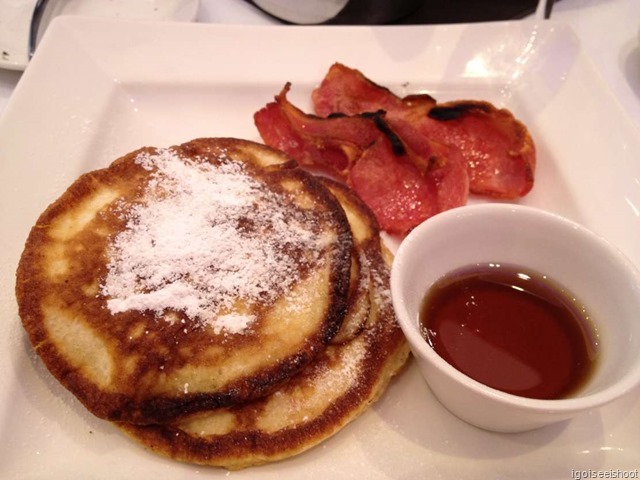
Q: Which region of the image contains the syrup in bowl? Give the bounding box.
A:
[419,263,599,400]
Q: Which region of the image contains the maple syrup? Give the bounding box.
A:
[420,263,598,400]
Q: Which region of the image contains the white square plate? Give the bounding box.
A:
[1,16,639,479]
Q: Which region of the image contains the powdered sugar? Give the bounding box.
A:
[100,148,326,334]
[358,249,391,308]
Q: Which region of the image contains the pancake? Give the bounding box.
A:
[16,138,353,424]
[118,178,411,470]
[325,178,375,345]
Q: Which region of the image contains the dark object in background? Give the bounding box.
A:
[247,0,552,25]
[324,0,424,24]
[248,0,423,24]
[399,0,550,24]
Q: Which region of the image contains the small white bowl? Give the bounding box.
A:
[391,203,640,433]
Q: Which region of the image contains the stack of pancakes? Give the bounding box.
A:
[16,138,409,469]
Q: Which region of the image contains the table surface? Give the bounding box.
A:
[1,0,639,130]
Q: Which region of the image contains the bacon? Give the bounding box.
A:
[311,67,470,209]
[350,138,438,235]
[254,63,536,234]
[424,101,535,198]
[255,83,380,178]
[312,63,536,199]
[312,62,433,117]
[254,84,467,235]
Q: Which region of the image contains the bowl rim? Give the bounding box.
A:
[390,203,640,413]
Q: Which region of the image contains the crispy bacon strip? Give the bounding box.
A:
[312,63,435,116]
[254,84,466,235]
[424,101,535,198]
[255,83,380,178]
[312,63,536,198]
[350,138,438,234]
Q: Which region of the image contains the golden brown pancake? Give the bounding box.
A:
[16,138,353,424]
[118,178,410,470]
[326,178,375,345]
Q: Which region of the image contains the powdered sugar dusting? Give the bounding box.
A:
[100,147,327,334]
[315,341,365,398]
[360,249,392,307]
